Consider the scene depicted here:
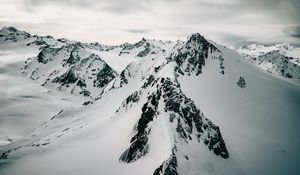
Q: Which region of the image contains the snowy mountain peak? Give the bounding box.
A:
[119,77,229,167]
[22,42,118,99]
[140,37,147,42]
[0,26,23,34]
[186,33,205,42]
[0,26,31,42]
[184,33,217,51]
[0,26,63,49]
[167,33,224,76]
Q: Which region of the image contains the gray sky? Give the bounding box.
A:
[0,0,300,47]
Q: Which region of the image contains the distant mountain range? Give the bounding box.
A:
[237,43,300,79]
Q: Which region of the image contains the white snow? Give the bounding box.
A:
[86,48,139,74]
[178,43,300,175]
[0,47,82,146]
[1,30,300,175]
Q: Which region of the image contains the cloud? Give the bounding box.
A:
[0,0,299,46]
[15,0,153,14]
[124,29,151,34]
[212,32,253,47]
[283,26,300,38]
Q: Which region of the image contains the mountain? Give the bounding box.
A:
[0,26,62,50]
[21,43,118,99]
[0,27,300,175]
[0,26,175,99]
[237,43,300,79]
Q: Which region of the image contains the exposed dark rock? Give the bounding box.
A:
[119,38,151,56]
[137,47,151,57]
[66,52,78,65]
[52,67,78,85]
[161,78,229,158]
[116,91,141,112]
[6,26,17,32]
[0,152,8,160]
[153,152,178,175]
[93,64,116,88]
[50,110,64,120]
[237,76,246,88]
[120,69,129,85]
[169,33,223,76]
[37,47,51,64]
[36,46,62,64]
[121,89,162,163]
[62,128,70,132]
[76,79,87,88]
[110,65,132,89]
[79,90,91,97]
[121,77,228,165]
[142,75,155,88]
[242,49,300,79]
[83,101,93,106]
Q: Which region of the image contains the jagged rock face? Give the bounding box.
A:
[161,78,228,158]
[120,77,228,174]
[37,46,61,64]
[153,151,178,175]
[52,66,81,86]
[137,46,151,57]
[168,33,225,76]
[94,64,116,88]
[116,34,231,174]
[65,46,82,65]
[22,43,118,98]
[116,91,141,113]
[122,89,162,163]
[119,68,131,85]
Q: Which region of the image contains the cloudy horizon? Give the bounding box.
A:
[1,0,300,47]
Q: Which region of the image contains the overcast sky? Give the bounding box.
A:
[0,0,300,47]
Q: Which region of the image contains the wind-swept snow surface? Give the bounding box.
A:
[0,47,82,147]
[0,27,300,175]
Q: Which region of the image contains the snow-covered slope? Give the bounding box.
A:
[0,42,83,147]
[0,26,117,99]
[0,27,300,175]
[237,43,300,79]
[0,26,176,99]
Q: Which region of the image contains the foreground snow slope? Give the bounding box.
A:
[0,47,83,147]
[0,27,299,175]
